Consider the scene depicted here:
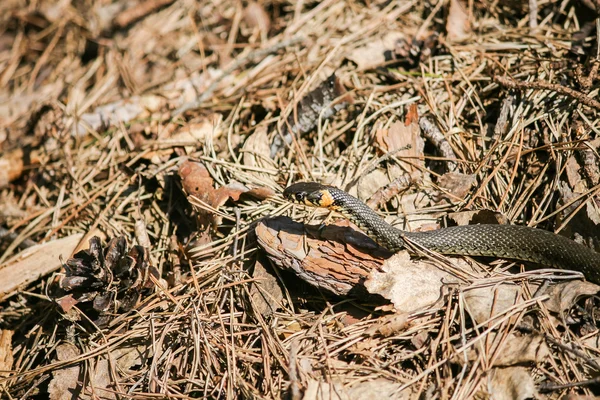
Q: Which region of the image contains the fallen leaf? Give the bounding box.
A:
[48,343,83,400]
[349,337,379,357]
[463,284,524,325]
[160,114,223,149]
[244,2,270,35]
[179,160,274,228]
[486,367,537,400]
[437,172,477,201]
[365,313,409,337]
[249,258,285,316]
[242,126,279,187]
[543,280,600,314]
[357,169,390,201]
[454,332,549,366]
[364,251,462,313]
[347,32,406,70]
[446,209,509,226]
[374,104,425,176]
[565,155,583,191]
[446,0,471,43]
[303,378,415,400]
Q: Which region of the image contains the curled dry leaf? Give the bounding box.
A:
[48,342,147,400]
[179,160,275,228]
[542,280,600,314]
[242,126,279,187]
[364,251,462,314]
[255,216,388,296]
[159,114,223,147]
[48,343,83,400]
[270,74,353,157]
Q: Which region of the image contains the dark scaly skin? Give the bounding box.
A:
[283,182,600,284]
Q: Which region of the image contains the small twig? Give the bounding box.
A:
[173,35,305,116]
[539,376,600,392]
[492,95,513,141]
[494,75,600,111]
[0,227,37,251]
[366,175,413,209]
[528,0,538,30]
[343,144,412,192]
[419,116,458,171]
[113,0,175,28]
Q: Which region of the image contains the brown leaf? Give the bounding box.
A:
[446,209,509,226]
[161,114,223,148]
[347,32,406,70]
[57,294,80,313]
[180,161,273,228]
[374,104,425,176]
[565,155,583,190]
[48,343,82,400]
[543,280,600,314]
[454,332,549,366]
[178,160,214,200]
[249,258,285,316]
[463,284,524,325]
[437,172,477,201]
[244,2,270,34]
[446,0,471,43]
[0,148,24,188]
[365,314,409,337]
[304,378,416,400]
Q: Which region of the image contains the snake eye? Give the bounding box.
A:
[294,193,305,202]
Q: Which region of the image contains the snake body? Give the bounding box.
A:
[283,182,600,284]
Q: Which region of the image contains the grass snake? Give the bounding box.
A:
[283,182,600,284]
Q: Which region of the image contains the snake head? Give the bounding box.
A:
[283,182,336,208]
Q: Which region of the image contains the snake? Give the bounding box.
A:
[283,181,600,284]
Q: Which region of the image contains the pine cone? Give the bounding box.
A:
[57,236,159,323]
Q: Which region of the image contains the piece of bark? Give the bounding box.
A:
[255,216,389,296]
[0,233,84,301]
